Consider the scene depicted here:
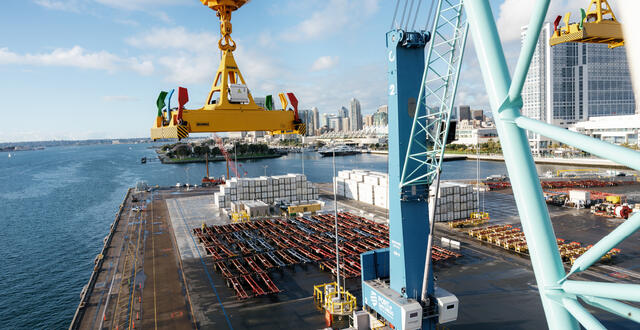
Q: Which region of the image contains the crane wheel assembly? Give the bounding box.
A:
[151,0,305,140]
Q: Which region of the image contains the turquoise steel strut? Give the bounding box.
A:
[463,0,640,329]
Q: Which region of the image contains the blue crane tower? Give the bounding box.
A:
[360,1,467,329]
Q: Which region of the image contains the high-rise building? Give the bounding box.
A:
[349,98,363,131]
[341,117,351,132]
[322,113,330,127]
[377,105,388,114]
[458,105,471,121]
[328,116,342,131]
[312,107,320,135]
[471,109,483,121]
[522,22,636,153]
[364,114,374,127]
[338,106,348,118]
[254,97,266,109]
[373,111,388,126]
[298,109,315,136]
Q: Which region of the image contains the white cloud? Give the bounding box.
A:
[496,0,593,43]
[124,26,385,115]
[126,27,218,53]
[311,56,338,71]
[34,0,83,12]
[94,0,183,11]
[282,0,381,41]
[0,46,154,75]
[103,95,139,102]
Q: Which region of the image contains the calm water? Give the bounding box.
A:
[0,143,613,329]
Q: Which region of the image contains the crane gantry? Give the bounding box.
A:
[151,0,305,140]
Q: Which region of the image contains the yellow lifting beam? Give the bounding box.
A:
[550,0,624,48]
[151,0,304,140]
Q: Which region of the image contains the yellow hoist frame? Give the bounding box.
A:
[313,282,357,316]
[151,0,305,140]
[549,0,624,48]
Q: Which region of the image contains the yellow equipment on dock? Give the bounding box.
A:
[231,210,250,223]
[151,0,305,140]
[313,282,357,316]
[549,0,624,48]
[287,202,323,215]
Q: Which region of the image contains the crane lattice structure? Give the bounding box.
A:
[400,0,468,189]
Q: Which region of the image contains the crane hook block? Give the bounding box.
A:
[150,1,305,140]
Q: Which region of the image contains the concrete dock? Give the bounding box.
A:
[71,183,640,329]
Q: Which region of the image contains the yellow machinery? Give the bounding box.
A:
[555,168,601,177]
[470,211,490,221]
[605,195,621,204]
[231,210,250,223]
[287,202,323,215]
[151,0,305,140]
[550,0,624,48]
[313,282,357,316]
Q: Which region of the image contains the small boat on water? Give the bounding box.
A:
[318,145,359,157]
[7,153,11,158]
[141,157,147,164]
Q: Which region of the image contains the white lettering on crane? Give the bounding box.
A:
[388,50,395,62]
[389,84,396,96]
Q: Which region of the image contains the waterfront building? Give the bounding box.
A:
[316,126,388,146]
[453,120,498,145]
[522,22,636,154]
[569,114,640,146]
[349,98,363,131]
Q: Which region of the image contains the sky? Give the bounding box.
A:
[0,0,598,142]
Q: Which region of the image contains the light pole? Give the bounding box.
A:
[332,147,341,301]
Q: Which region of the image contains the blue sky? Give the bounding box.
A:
[0,0,591,141]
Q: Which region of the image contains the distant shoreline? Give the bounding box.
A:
[366,150,634,170]
[0,147,45,152]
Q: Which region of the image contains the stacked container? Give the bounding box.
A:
[333,169,477,220]
[433,182,479,222]
[213,174,319,209]
[334,170,389,208]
